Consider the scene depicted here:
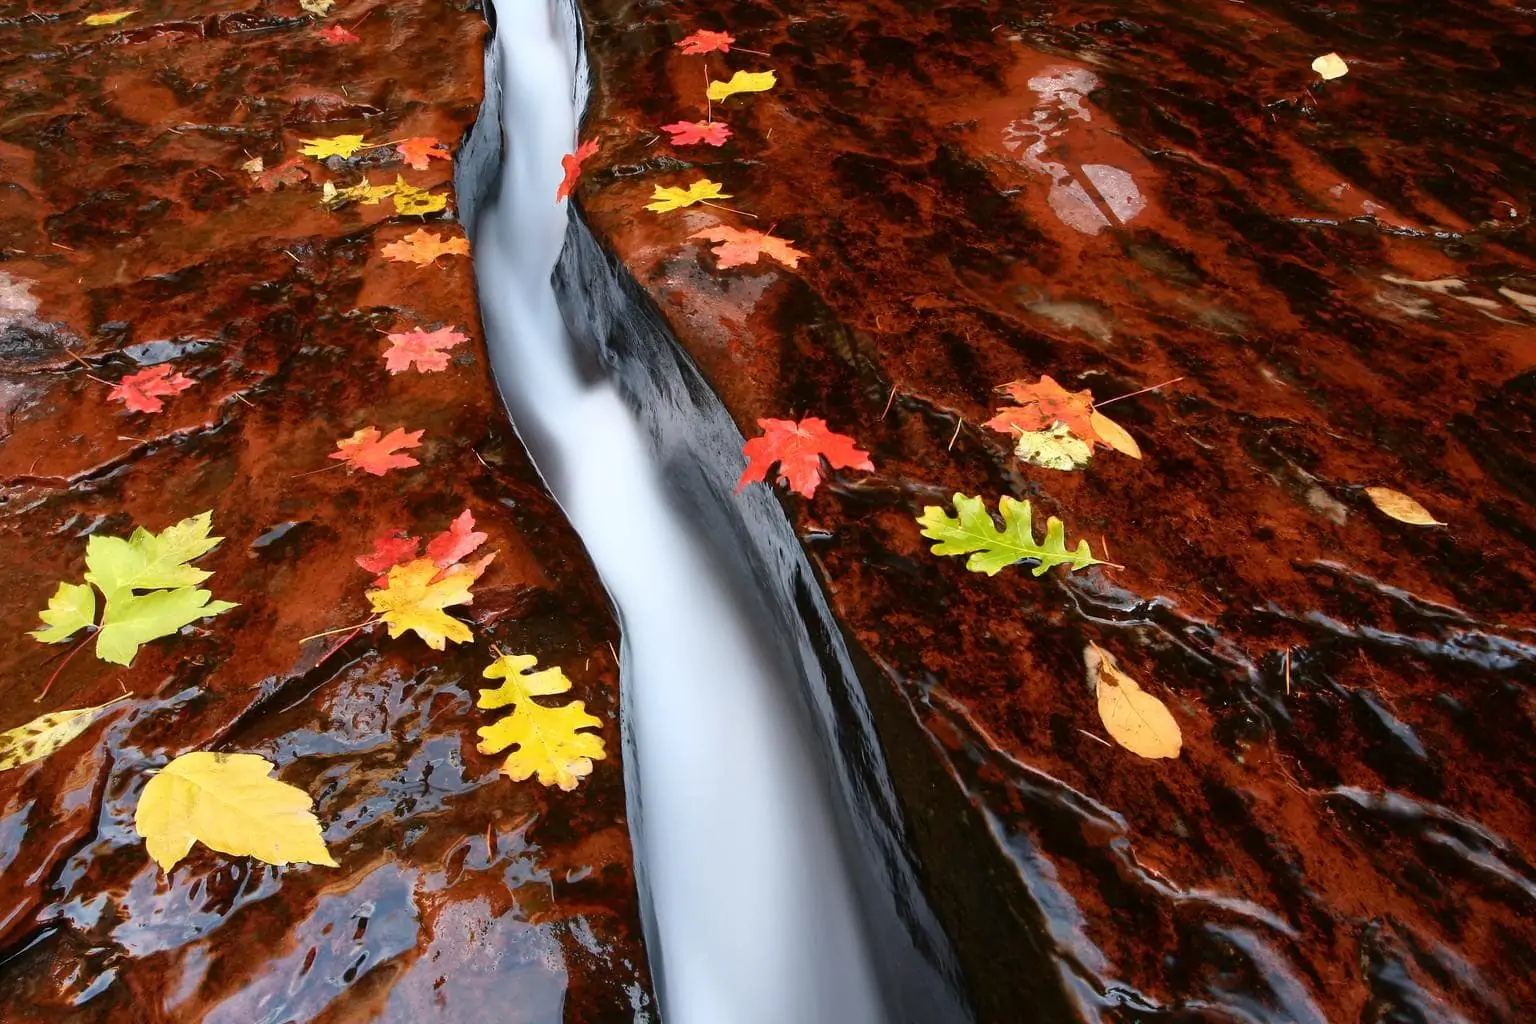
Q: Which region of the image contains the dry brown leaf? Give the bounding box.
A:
[1085,642,1181,759]
[1364,486,1444,526]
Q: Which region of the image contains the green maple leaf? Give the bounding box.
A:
[917,493,1102,577]
[32,511,237,666]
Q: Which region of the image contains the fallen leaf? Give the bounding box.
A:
[690,225,808,269]
[382,325,468,373]
[557,140,600,202]
[366,557,475,648]
[425,509,487,565]
[355,509,487,586]
[1012,422,1093,471]
[134,751,338,872]
[397,136,450,170]
[356,532,421,576]
[677,29,734,54]
[1312,52,1348,80]
[240,156,264,176]
[299,0,334,14]
[661,120,732,147]
[108,364,195,414]
[318,23,358,43]
[1365,486,1444,526]
[707,70,776,102]
[381,229,470,265]
[31,511,237,666]
[1085,643,1181,759]
[391,178,447,216]
[82,9,134,25]
[255,158,308,191]
[321,175,398,207]
[1089,409,1142,459]
[917,493,1102,576]
[645,179,731,213]
[0,695,129,772]
[300,134,367,160]
[986,375,1100,445]
[328,426,424,476]
[476,653,605,790]
[737,417,873,498]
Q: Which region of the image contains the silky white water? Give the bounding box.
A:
[470,1,884,1020]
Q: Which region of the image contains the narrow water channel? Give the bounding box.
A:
[469,0,886,1020]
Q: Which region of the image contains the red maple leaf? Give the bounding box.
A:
[691,226,809,269]
[329,426,424,476]
[382,326,468,373]
[397,136,450,171]
[356,532,421,579]
[318,24,359,44]
[425,509,487,565]
[984,375,1102,444]
[556,140,600,202]
[660,120,732,147]
[677,29,733,54]
[108,364,195,413]
[737,417,874,498]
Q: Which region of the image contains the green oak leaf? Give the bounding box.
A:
[917,493,1103,577]
[29,582,97,644]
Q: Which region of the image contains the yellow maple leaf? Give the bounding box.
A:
[134,751,338,872]
[366,557,475,649]
[645,179,731,213]
[381,228,471,265]
[391,177,447,216]
[476,654,605,791]
[82,9,135,25]
[707,70,776,102]
[300,134,367,160]
[321,175,397,207]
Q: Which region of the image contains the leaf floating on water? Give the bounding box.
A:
[1085,642,1181,759]
[1365,486,1444,526]
[0,696,130,772]
[382,326,468,373]
[381,229,470,265]
[677,29,734,54]
[661,120,732,147]
[318,23,358,43]
[328,426,424,476]
[1311,52,1348,80]
[557,140,599,202]
[737,417,872,498]
[476,653,606,791]
[109,364,195,414]
[1013,422,1093,471]
[134,751,338,872]
[917,494,1102,577]
[690,226,808,269]
[300,134,367,160]
[706,70,776,102]
[397,137,450,170]
[82,9,135,25]
[367,558,479,649]
[31,582,96,644]
[644,179,731,213]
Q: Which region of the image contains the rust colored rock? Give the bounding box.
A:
[564,0,1536,1020]
[0,1,651,1020]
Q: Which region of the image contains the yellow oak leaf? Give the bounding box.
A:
[0,695,130,772]
[134,751,338,872]
[300,134,367,160]
[83,9,135,25]
[645,179,731,213]
[365,557,475,649]
[706,70,776,102]
[1085,643,1181,759]
[475,653,605,791]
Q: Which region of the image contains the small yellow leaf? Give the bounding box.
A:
[300,134,367,160]
[1085,642,1181,759]
[83,9,135,25]
[134,751,337,872]
[1311,52,1348,80]
[1089,410,1142,459]
[1365,486,1444,526]
[707,70,776,102]
[644,179,731,213]
[0,695,130,772]
[366,557,475,649]
[299,0,334,13]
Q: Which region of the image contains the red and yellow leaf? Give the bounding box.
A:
[328,426,424,476]
[985,375,1100,443]
[397,136,450,171]
[380,229,470,265]
[691,226,808,269]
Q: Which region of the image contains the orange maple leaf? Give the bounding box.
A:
[318,24,358,44]
[329,426,424,476]
[556,140,599,202]
[691,226,809,270]
[677,29,733,54]
[109,364,195,413]
[381,229,470,266]
[382,326,468,373]
[397,136,450,171]
[737,417,873,498]
[661,120,732,147]
[985,375,1101,443]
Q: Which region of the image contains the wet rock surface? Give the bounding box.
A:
[0,1,652,1020]
[565,0,1536,1020]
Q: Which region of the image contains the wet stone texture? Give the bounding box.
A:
[568,0,1536,1020]
[0,0,652,1020]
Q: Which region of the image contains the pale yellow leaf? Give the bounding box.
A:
[134,751,337,872]
[1089,410,1142,459]
[1311,52,1348,80]
[83,9,135,25]
[0,695,130,772]
[1365,486,1444,526]
[300,0,334,14]
[706,70,776,101]
[1085,642,1181,759]
[365,557,475,649]
[1013,422,1093,471]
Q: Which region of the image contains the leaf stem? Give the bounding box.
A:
[63,349,113,387]
[36,633,95,703]
[298,616,380,645]
[698,200,757,219]
[290,461,347,479]
[1094,375,1185,409]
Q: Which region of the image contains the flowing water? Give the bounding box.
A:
[469,0,885,1020]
